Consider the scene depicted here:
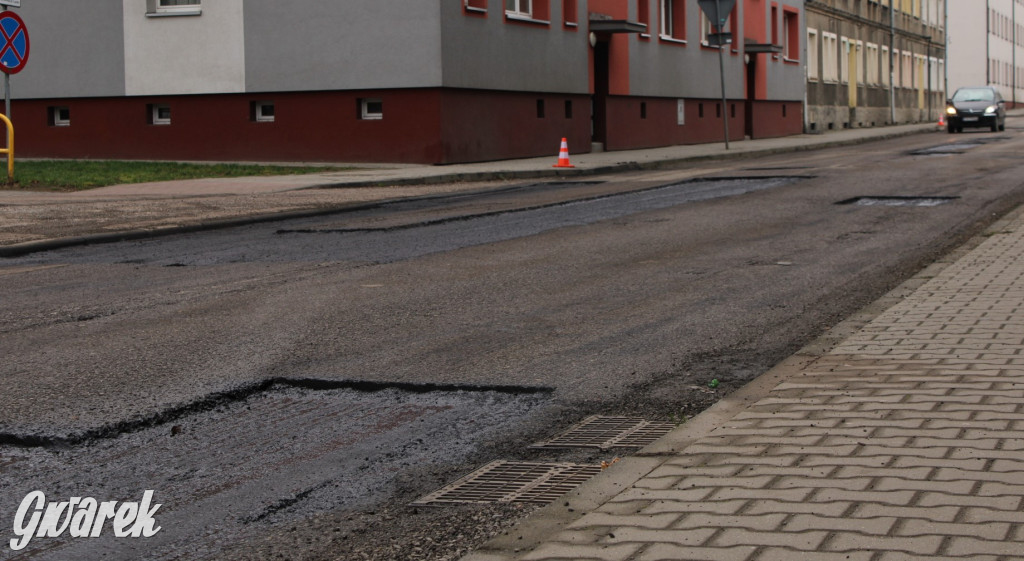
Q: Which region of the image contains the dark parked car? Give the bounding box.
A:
[946,86,1006,133]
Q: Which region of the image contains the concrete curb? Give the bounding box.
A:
[301,125,936,190]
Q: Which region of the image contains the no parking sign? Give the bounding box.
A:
[0,10,28,74]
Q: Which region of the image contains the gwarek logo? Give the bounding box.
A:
[9,490,162,551]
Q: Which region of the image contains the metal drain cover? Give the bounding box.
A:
[836,196,959,207]
[530,416,677,450]
[411,461,602,506]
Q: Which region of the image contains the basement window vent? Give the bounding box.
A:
[359,98,383,120]
[49,106,71,127]
[148,104,171,126]
[251,101,275,123]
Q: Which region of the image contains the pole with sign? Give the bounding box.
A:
[0,0,27,118]
[698,0,735,149]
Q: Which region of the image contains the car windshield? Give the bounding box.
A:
[953,88,995,102]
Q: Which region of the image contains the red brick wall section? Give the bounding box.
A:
[16,90,446,164]
[438,89,591,164]
[748,100,803,139]
[603,96,747,151]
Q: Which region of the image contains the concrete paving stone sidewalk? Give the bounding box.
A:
[463,208,1024,559]
[0,122,943,254]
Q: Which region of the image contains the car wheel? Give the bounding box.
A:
[947,124,955,134]
[991,123,999,132]
[999,123,1006,132]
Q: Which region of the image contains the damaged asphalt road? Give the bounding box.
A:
[3,129,1024,560]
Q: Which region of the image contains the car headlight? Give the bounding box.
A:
[985,105,998,115]
[946,106,957,115]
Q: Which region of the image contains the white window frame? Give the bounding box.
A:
[50,106,70,127]
[782,11,798,61]
[659,0,686,42]
[149,0,201,17]
[866,43,879,85]
[360,99,383,121]
[151,104,171,126]
[822,32,839,83]
[505,0,532,18]
[807,29,820,81]
[253,101,275,123]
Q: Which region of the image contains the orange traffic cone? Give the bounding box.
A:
[552,138,575,168]
[938,114,946,128]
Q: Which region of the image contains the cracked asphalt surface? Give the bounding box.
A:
[3,126,1024,560]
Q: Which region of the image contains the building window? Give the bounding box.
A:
[807,29,820,81]
[640,102,648,119]
[148,0,201,16]
[840,37,850,84]
[881,45,890,87]
[563,0,577,27]
[536,99,545,118]
[638,0,651,38]
[251,101,275,123]
[783,9,799,61]
[699,7,732,47]
[359,99,383,120]
[771,5,778,45]
[49,106,71,127]
[659,0,686,43]
[465,0,487,14]
[822,32,839,83]
[505,0,550,23]
[866,43,880,85]
[564,100,573,119]
[148,104,171,125]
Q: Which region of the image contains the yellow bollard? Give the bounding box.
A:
[0,113,12,182]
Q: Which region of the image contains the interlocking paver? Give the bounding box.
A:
[823,534,944,556]
[783,513,897,535]
[896,518,1011,540]
[505,209,1024,561]
[637,544,757,561]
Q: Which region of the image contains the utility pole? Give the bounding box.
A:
[716,0,729,149]
[3,3,8,118]
[890,0,896,125]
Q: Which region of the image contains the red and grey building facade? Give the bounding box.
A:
[13,0,805,164]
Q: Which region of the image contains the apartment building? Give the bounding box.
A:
[805,0,946,132]
[947,0,1023,106]
[12,0,804,164]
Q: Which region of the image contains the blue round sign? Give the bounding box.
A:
[0,11,29,74]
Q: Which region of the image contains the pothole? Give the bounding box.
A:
[0,384,549,560]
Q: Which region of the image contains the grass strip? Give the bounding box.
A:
[4,160,353,192]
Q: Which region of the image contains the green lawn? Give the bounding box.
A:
[4,160,353,192]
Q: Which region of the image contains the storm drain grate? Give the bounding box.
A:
[836,196,959,207]
[411,461,602,506]
[530,416,677,451]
